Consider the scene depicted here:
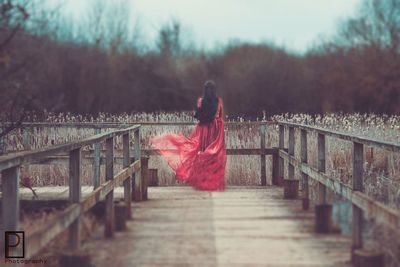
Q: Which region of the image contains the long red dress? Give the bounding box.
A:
[150,97,226,191]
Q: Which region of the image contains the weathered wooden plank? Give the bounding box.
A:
[0,125,140,171]
[105,137,114,238]
[277,121,400,153]
[259,125,266,186]
[69,148,81,250]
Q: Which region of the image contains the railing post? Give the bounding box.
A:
[69,148,81,250]
[1,166,20,258]
[122,132,132,219]
[283,126,299,199]
[352,142,364,258]
[288,127,295,180]
[278,125,285,185]
[133,128,142,201]
[272,150,279,185]
[315,133,332,233]
[22,127,31,150]
[0,126,6,155]
[300,129,309,210]
[105,137,115,237]
[141,156,149,200]
[260,124,266,186]
[93,128,101,189]
[317,133,326,204]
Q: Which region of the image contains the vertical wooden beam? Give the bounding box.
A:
[260,124,266,186]
[93,128,101,189]
[69,148,81,250]
[0,126,6,154]
[22,127,30,150]
[272,151,279,185]
[278,125,285,185]
[352,142,364,258]
[141,157,149,200]
[288,127,295,180]
[1,167,20,256]
[122,133,132,219]
[105,137,114,238]
[133,128,142,201]
[300,129,309,210]
[317,133,326,204]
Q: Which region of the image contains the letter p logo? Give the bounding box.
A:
[5,231,25,258]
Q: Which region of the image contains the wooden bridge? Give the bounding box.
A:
[0,122,399,266]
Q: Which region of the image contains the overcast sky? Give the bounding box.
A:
[64,0,362,53]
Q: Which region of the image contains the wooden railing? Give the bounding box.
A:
[276,121,400,259]
[0,121,277,186]
[0,125,144,259]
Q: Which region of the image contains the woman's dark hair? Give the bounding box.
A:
[194,80,219,124]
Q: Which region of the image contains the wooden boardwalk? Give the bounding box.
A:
[79,186,352,267]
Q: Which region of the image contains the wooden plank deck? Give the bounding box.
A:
[79,186,352,267]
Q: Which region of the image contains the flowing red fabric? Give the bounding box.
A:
[150,97,226,191]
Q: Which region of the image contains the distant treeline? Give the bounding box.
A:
[1,0,399,121]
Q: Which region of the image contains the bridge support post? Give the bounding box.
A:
[283,179,299,199]
[352,142,364,261]
[104,137,115,238]
[315,204,332,233]
[300,129,309,210]
[353,249,384,267]
[122,133,132,219]
[141,157,149,200]
[148,168,159,186]
[115,202,127,231]
[69,148,81,250]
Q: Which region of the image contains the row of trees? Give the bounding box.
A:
[1,0,399,131]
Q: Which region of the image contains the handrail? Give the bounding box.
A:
[0,125,140,172]
[277,121,400,153]
[0,121,273,128]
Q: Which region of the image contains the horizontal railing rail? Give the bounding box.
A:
[0,121,273,128]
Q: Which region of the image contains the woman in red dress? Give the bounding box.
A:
[150,80,226,191]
